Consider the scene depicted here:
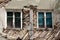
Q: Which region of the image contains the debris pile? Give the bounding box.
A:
[2,29,27,40]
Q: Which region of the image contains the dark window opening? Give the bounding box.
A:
[7,12,13,28]
[7,11,21,28]
[15,12,21,28]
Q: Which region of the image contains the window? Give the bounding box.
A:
[7,11,22,29]
[46,12,52,28]
[7,12,13,28]
[37,11,52,29]
[15,12,21,28]
[38,12,44,28]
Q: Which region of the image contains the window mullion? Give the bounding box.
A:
[37,12,39,29]
[21,12,22,29]
[44,12,46,28]
[13,12,15,28]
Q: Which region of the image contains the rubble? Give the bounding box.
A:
[2,29,27,40]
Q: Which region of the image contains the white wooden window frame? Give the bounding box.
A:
[6,10,22,29]
[37,11,54,30]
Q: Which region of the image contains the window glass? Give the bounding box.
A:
[7,12,21,28]
[15,12,21,28]
[7,12,13,28]
[38,12,44,28]
[46,12,52,28]
[7,12,13,16]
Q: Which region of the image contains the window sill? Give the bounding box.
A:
[36,28,53,31]
[6,28,23,30]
